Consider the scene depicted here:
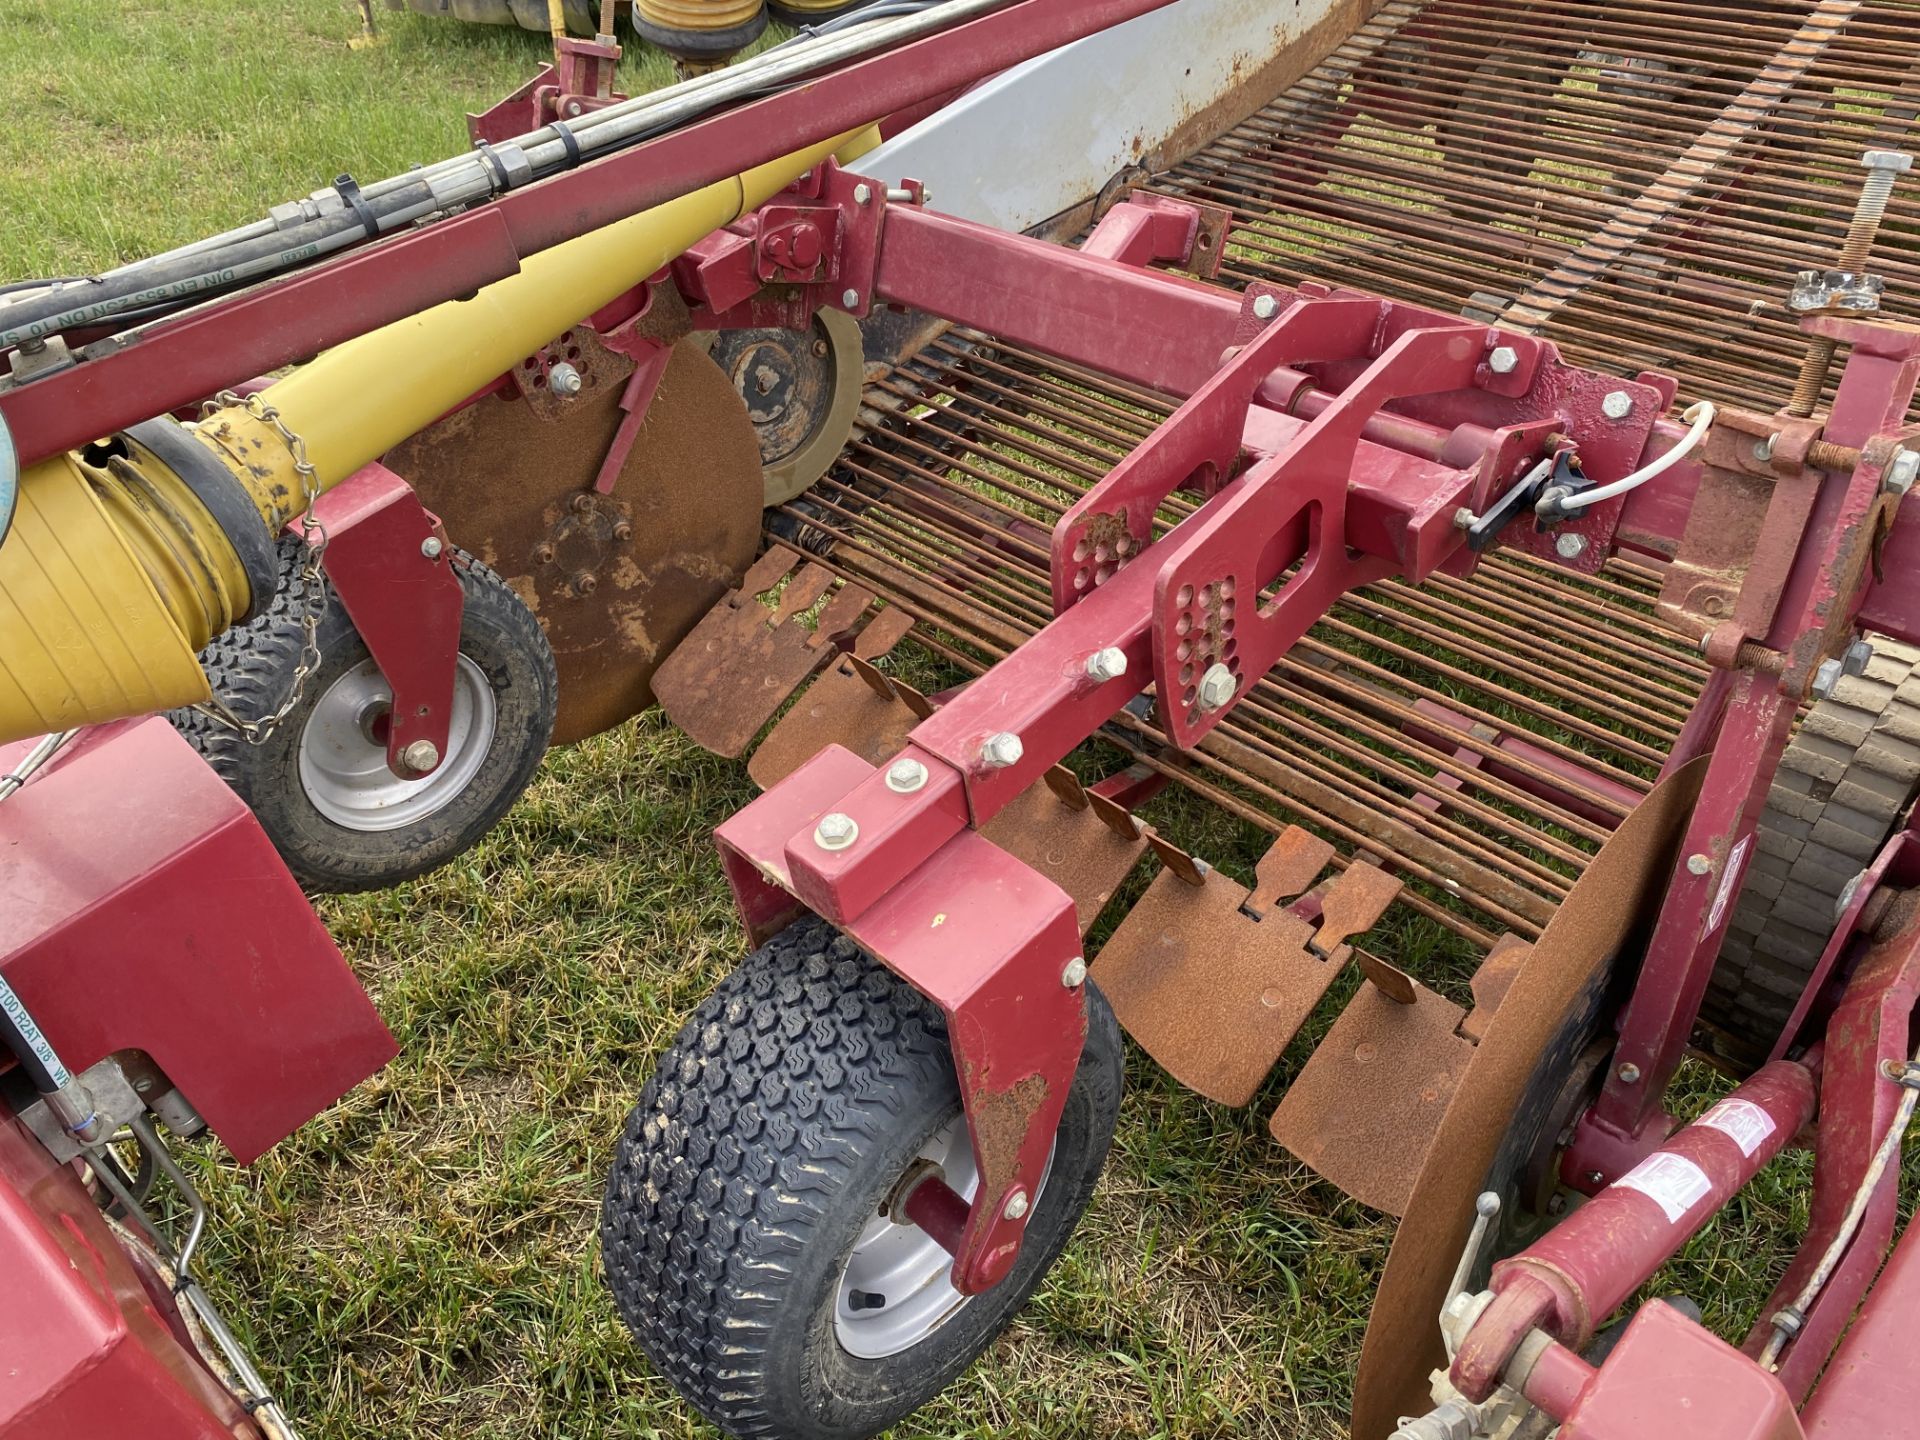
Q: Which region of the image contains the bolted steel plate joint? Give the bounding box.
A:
[841,287,861,310]
[1616,1062,1642,1084]
[980,731,1024,770]
[420,535,444,559]
[884,758,928,794]
[548,362,583,397]
[1084,646,1128,683]
[1251,293,1279,321]
[399,739,440,775]
[1885,449,1919,497]
[1061,956,1088,988]
[1486,345,1519,375]
[1198,663,1237,712]
[852,182,873,205]
[1554,532,1588,561]
[1001,1189,1029,1221]
[1686,852,1712,876]
[1600,389,1634,420]
[814,812,859,851]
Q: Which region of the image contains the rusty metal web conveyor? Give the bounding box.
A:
[764,0,1919,960]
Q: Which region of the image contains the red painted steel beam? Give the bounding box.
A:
[873,202,1243,397]
[0,0,1179,467]
[1800,1186,1920,1434]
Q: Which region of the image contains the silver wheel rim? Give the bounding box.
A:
[832,1118,1054,1360]
[297,654,496,831]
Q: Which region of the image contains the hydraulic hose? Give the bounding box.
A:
[0,128,874,747]
[0,0,1010,345]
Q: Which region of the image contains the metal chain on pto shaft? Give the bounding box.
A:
[190,391,329,744]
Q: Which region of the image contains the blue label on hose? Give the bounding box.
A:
[0,407,16,550]
[0,973,72,1088]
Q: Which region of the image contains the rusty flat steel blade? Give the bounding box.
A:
[1310,859,1400,954]
[747,635,918,789]
[980,784,1148,937]
[1268,974,1473,1218]
[655,547,888,758]
[1244,826,1336,917]
[1092,827,1344,1106]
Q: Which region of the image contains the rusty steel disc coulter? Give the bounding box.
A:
[1348,758,1707,1439]
[385,334,764,745]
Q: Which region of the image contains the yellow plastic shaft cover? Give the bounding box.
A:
[0,456,216,741]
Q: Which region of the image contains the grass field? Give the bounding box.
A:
[0,4,1894,1439]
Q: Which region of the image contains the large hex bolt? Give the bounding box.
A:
[980,731,1025,769]
[1198,663,1237,711]
[1085,647,1129,683]
[548,362,584,397]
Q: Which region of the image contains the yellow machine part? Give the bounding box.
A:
[196,126,876,519]
[0,126,876,748]
[0,453,242,735]
[635,0,763,27]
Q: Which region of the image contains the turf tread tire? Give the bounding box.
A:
[170,536,556,893]
[1704,634,1920,1057]
[600,916,1122,1440]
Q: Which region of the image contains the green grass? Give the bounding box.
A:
[0,6,1895,1438]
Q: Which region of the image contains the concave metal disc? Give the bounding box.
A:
[1349,757,1707,1439]
[386,334,764,745]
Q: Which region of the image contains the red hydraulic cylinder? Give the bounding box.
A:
[1453,1058,1817,1401]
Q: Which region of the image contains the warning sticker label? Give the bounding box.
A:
[1697,1097,1777,1158]
[1704,833,1753,938]
[1615,1152,1712,1224]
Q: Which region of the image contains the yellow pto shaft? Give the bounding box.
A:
[0,127,875,747]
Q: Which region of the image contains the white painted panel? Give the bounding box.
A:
[860,0,1343,232]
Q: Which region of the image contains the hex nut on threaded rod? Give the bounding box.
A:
[1786,150,1912,417]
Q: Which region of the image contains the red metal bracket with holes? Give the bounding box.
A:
[292,464,463,778]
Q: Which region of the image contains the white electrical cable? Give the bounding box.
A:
[1759,1042,1920,1370]
[1554,400,1716,512]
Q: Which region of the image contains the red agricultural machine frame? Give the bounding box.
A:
[5,2,1920,1437]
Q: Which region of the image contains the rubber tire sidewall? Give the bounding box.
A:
[179,543,556,893]
[602,917,1124,1440]
[769,992,1120,1439]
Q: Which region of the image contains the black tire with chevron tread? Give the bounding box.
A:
[1704,634,1920,1059]
[599,916,1124,1440]
[169,536,556,894]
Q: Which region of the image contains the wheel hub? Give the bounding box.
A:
[298,653,496,832]
[833,1114,981,1360]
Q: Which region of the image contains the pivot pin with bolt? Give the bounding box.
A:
[1198,663,1236,711]
[399,739,440,774]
